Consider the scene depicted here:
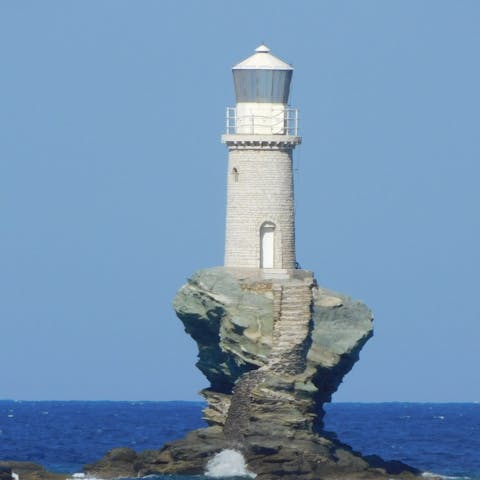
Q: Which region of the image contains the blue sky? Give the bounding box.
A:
[1,1,479,401]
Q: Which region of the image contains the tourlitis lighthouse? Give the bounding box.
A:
[88,43,400,480]
[222,45,301,271]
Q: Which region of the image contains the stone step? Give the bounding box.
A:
[272,345,304,351]
[280,306,311,312]
[273,340,308,346]
[275,334,307,341]
[281,309,311,314]
[277,324,309,331]
[281,296,310,302]
[280,311,310,316]
[280,300,311,306]
[263,270,290,280]
[279,309,310,316]
[271,345,306,353]
[277,330,308,344]
[279,312,311,318]
[280,302,311,309]
[278,314,308,319]
[266,281,314,375]
[285,285,312,290]
[275,319,310,328]
[281,308,310,313]
[274,337,309,344]
[281,289,311,295]
[278,319,310,325]
[274,331,309,339]
[275,336,309,342]
[275,331,308,338]
[271,345,306,352]
[269,357,302,366]
[282,285,311,291]
[281,294,311,300]
[281,288,310,294]
[270,337,306,355]
[281,298,312,305]
[277,315,310,323]
[276,325,308,331]
[272,346,306,354]
[277,323,309,329]
[282,296,310,302]
[283,294,312,299]
[281,297,310,304]
[276,319,310,326]
[272,341,303,355]
[273,336,309,345]
[271,343,305,350]
[282,300,311,306]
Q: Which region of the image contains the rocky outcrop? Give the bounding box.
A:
[174,267,373,433]
[86,267,425,479]
[0,462,67,480]
[0,466,12,480]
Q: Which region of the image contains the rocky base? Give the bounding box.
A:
[0,462,67,480]
[0,267,435,480]
[85,427,423,480]
[85,267,429,479]
[0,466,12,480]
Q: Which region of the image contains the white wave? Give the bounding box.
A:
[205,449,257,478]
[67,474,105,480]
[422,471,471,479]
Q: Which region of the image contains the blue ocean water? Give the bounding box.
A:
[324,403,480,479]
[0,401,478,479]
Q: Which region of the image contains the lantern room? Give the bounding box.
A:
[232,44,293,104]
[226,45,298,136]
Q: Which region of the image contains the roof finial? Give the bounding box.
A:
[255,44,270,53]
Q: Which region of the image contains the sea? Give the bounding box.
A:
[0,401,479,479]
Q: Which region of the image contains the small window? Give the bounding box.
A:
[232,167,239,183]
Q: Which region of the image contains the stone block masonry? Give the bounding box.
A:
[223,137,299,269]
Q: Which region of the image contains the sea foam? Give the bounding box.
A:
[67,474,104,480]
[205,449,257,478]
[422,472,471,480]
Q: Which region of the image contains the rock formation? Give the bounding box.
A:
[0,466,12,480]
[86,267,424,479]
[0,462,67,480]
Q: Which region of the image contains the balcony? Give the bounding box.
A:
[226,106,299,136]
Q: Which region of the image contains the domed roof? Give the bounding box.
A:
[233,44,293,71]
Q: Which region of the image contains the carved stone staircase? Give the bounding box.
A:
[224,277,314,445]
[268,280,314,375]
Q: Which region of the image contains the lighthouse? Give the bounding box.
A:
[222,45,301,271]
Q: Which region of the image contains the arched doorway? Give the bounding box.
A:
[260,222,275,268]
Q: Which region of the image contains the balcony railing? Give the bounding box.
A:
[226,107,299,136]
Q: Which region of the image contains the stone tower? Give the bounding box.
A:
[222,45,301,271]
